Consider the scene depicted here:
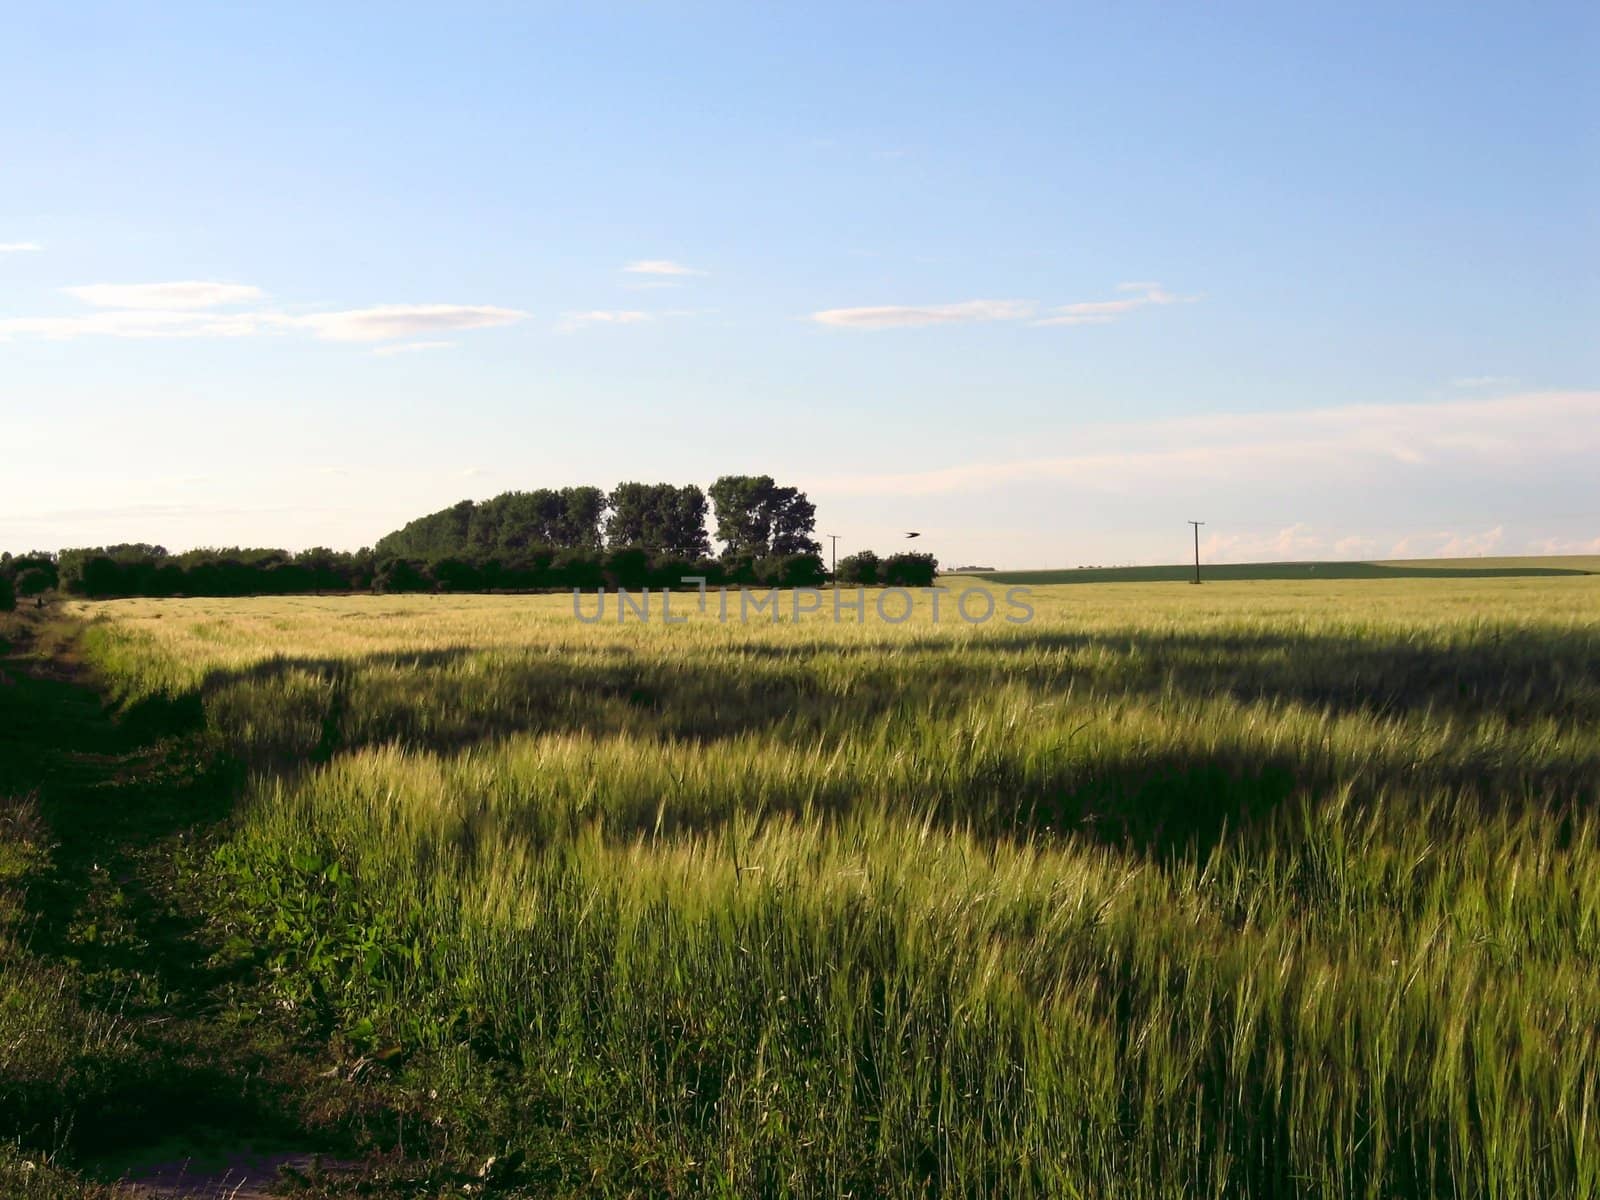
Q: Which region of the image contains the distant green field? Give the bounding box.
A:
[957,554,1600,586]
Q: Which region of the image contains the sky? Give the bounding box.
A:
[2,2,1596,569]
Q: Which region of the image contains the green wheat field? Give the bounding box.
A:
[7,574,1599,1197]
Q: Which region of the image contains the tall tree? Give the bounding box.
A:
[709,475,820,558]
[665,485,713,559]
[606,483,710,558]
[708,475,770,557]
[768,485,819,555]
[558,486,608,552]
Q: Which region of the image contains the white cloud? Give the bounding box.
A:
[814,390,1600,496]
[0,309,268,340]
[811,299,1036,330]
[284,304,526,342]
[1195,524,1518,564]
[1200,523,1327,562]
[1432,525,1505,557]
[0,297,526,344]
[556,310,653,332]
[62,281,264,310]
[1387,527,1506,559]
[811,284,1196,330]
[1452,375,1519,389]
[1530,534,1600,555]
[1333,534,1381,558]
[0,242,42,254]
[370,340,459,356]
[623,260,706,277]
[1033,282,1194,327]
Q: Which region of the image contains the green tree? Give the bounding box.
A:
[559,486,608,551]
[606,483,710,558]
[835,550,881,585]
[709,475,820,558]
[882,552,939,587]
[15,567,53,598]
[381,487,610,560]
[373,557,431,593]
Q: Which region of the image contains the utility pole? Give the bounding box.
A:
[1188,520,1204,584]
[827,534,840,582]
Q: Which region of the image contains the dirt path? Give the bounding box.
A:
[0,613,365,1197]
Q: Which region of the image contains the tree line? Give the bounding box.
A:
[2,545,379,603]
[1,474,939,601]
[374,476,820,563]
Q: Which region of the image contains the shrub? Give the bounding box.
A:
[835,550,881,585]
[603,547,652,591]
[430,558,483,592]
[882,552,938,588]
[772,552,827,587]
[373,558,431,594]
[14,569,51,599]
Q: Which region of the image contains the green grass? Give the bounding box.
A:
[0,613,436,1197]
[11,577,1600,1196]
[960,552,1600,585]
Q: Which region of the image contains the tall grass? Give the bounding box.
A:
[74,578,1600,1196]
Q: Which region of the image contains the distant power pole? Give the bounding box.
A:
[827,534,840,581]
[1188,520,1205,584]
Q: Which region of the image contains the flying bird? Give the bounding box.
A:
[905,532,921,538]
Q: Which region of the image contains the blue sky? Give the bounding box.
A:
[2,2,1596,567]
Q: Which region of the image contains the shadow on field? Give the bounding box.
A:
[729,625,1600,725]
[134,622,1600,861]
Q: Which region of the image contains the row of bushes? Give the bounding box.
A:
[375,550,833,593]
[834,551,939,587]
[1,546,940,599]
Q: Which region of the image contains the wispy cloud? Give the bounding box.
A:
[0,293,527,343]
[286,305,524,342]
[623,260,706,277]
[62,281,263,310]
[811,299,1035,330]
[0,310,268,339]
[0,241,42,254]
[814,390,1600,496]
[1452,375,1519,389]
[371,339,459,356]
[811,283,1196,331]
[556,309,653,332]
[1032,282,1195,327]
